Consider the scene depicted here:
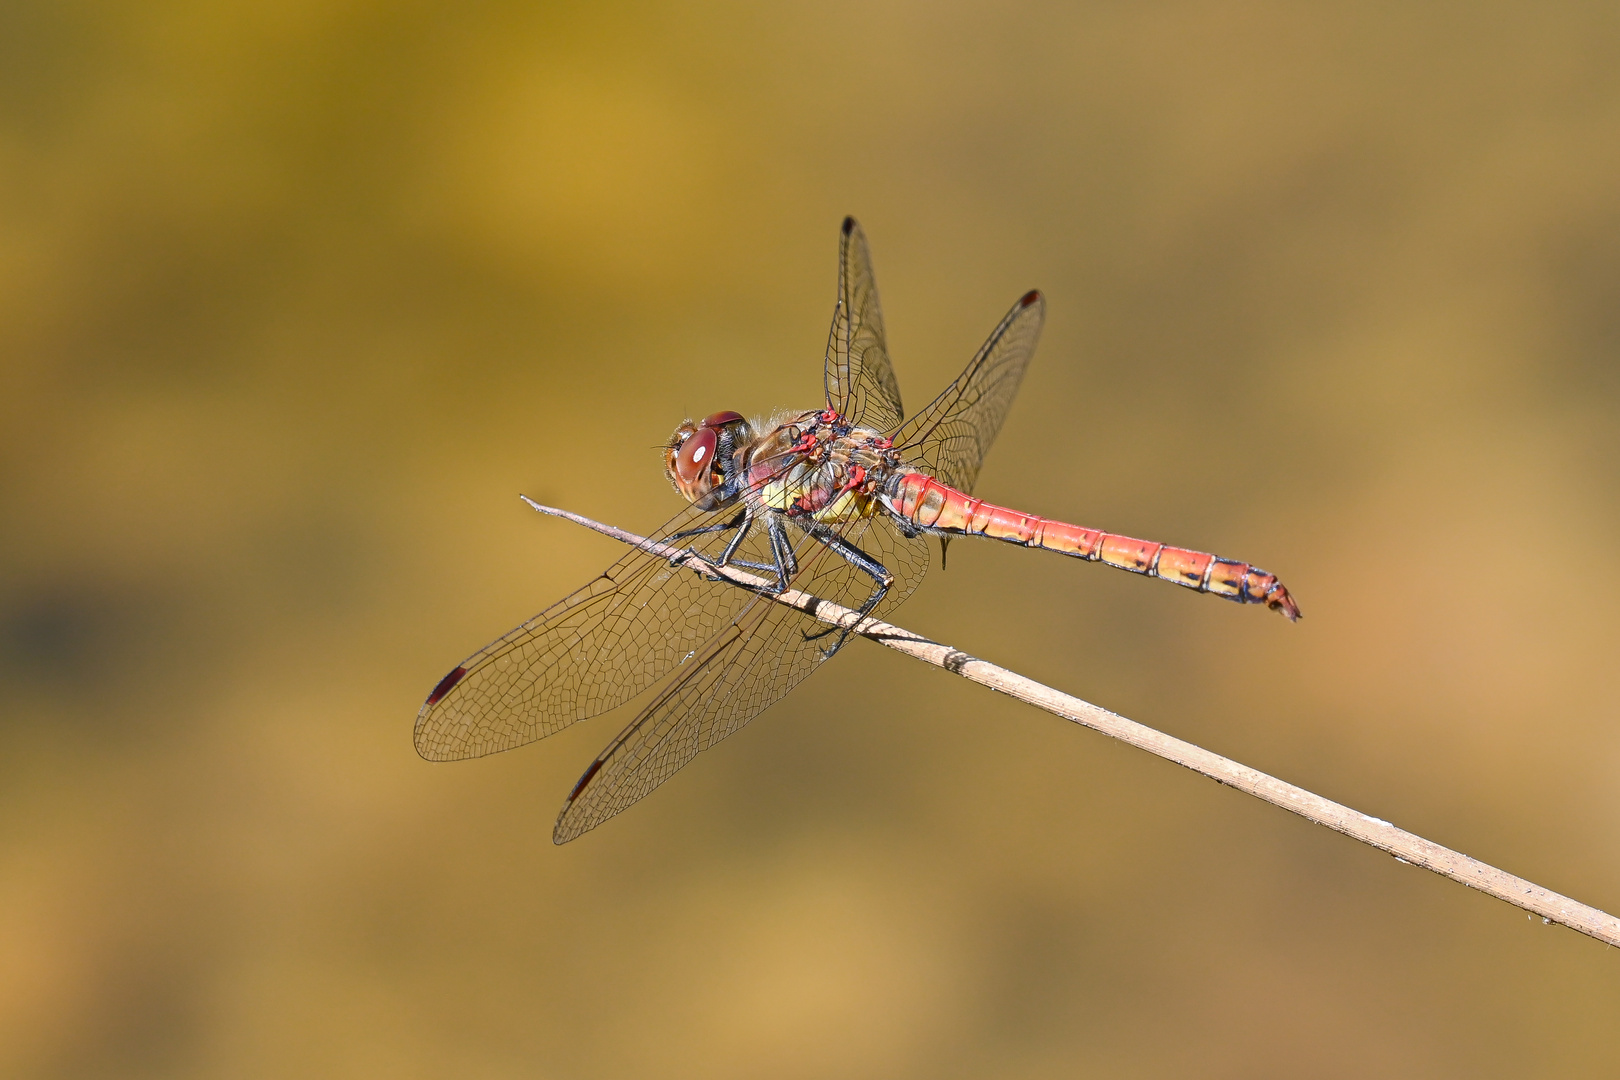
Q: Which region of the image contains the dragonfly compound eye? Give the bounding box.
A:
[673,425,719,494]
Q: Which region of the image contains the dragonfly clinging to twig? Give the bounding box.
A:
[415,217,1299,843]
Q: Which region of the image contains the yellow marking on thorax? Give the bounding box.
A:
[760,471,810,512]
[759,471,874,523]
[811,489,874,524]
[760,478,794,511]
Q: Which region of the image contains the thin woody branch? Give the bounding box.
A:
[521,496,1620,950]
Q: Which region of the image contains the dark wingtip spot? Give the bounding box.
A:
[426,666,467,705]
[568,758,605,801]
[842,216,856,235]
[1020,289,1042,307]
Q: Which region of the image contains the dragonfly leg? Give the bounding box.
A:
[715,512,755,566]
[666,510,745,544]
[765,514,799,592]
[797,523,893,657]
[710,514,784,577]
[665,511,774,578]
[673,512,794,586]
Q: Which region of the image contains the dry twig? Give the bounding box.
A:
[524,497,1620,949]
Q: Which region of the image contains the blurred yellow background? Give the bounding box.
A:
[3,1,1619,1076]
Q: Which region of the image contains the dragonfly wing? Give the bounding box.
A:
[824,217,904,432]
[888,289,1045,494]
[414,499,791,761]
[553,511,928,842]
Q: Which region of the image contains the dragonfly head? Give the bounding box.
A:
[666,410,752,509]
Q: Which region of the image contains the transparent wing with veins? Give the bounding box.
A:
[890,289,1045,494]
[824,216,904,432]
[553,510,927,842]
[415,490,798,762]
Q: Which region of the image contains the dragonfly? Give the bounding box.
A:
[416,217,1299,843]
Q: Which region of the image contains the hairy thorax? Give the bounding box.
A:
[744,409,901,524]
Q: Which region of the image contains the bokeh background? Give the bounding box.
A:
[3,1,1619,1076]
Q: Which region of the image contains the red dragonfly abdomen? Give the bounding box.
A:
[886,473,1300,620]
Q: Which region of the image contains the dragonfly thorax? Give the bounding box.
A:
[744,409,899,524]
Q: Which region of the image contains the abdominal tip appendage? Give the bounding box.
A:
[1269,586,1301,622]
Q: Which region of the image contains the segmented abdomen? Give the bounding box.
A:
[886,473,1299,620]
